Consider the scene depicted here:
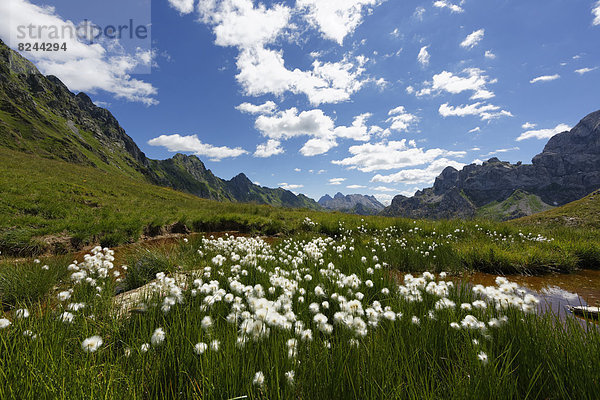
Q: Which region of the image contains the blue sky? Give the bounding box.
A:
[2,0,600,204]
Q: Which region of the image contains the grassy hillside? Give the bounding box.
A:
[476,190,554,221]
[515,189,600,228]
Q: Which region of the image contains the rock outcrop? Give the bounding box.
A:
[382,110,600,220]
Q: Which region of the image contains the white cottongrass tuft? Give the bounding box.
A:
[477,351,489,364]
[0,318,11,329]
[81,336,103,353]
[253,371,265,387]
[15,309,29,319]
[141,343,150,353]
[285,370,295,385]
[194,342,208,355]
[151,327,166,346]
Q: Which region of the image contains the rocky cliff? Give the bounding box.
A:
[382,110,600,220]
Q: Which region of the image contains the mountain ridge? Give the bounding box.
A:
[318,192,385,215]
[0,39,321,210]
[382,110,600,220]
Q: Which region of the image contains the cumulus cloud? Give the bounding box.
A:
[433,0,464,13]
[254,139,284,157]
[148,134,248,161]
[236,101,278,115]
[254,107,371,156]
[195,0,373,105]
[347,184,366,189]
[521,122,537,129]
[575,67,598,75]
[168,0,195,14]
[417,46,430,66]
[371,158,466,184]
[278,182,304,190]
[0,0,158,105]
[386,106,419,132]
[530,74,560,83]
[416,68,496,100]
[460,29,485,49]
[439,102,513,120]
[329,178,346,185]
[332,140,466,172]
[372,186,396,192]
[297,0,387,45]
[516,123,570,141]
[484,50,496,59]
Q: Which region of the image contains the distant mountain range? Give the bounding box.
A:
[381,110,600,220]
[0,39,320,210]
[318,193,384,215]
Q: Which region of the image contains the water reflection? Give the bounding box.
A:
[462,270,600,322]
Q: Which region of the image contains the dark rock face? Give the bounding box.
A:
[319,192,385,215]
[382,110,600,219]
[0,39,321,211]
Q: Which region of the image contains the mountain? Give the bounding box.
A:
[0,39,320,210]
[382,109,600,220]
[318,192,385,215]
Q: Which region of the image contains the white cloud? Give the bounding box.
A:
[390,28,400,37]
[235,47,367,105]
[530,74,560,84]
[0,0,158,105]
[575,67,598,75]
[329,178,346,185]
[196,0,369,105]
[372,186,396,192]
[236,101,278,115]
[521,122,537,129]
[148,134,248,161]
[516,123,570,141]
[278,182,304,190]
[460,29,485,49]
[414,6,426,20]
[468,127,481,133]
[373,193,394,205]
[254,139,284,158]
[439,102,513,120]
[439,102,510,120]
[198,0,291,48]
[254,108,371,156]
[168,0,195,14]
[417,46,430,66]
[484,50,496,59]
[347,184,366,189]
[371,158,466,184]
[294,168,302,172]
[386,106,419,132]
[417,68,496,100]
[297,0,387,45]
[593,1,600,25]
[433,0,464,13]
[332,140,466,172]
[483,147,519,157]
[399,187,419,197]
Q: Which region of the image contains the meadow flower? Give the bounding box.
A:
[57,291,71,302]
[0,318,11,329]
[23,330,37,339]
[477,351,489,364]
[151,328,166,346]
[81,336,103,353]
[285,370,295,385]
[15,309,29,319]
[42,265,50,270]
[194,342,208,355]
[59,312,74,323]
[210,339,220,351]
[411,316,420,325]
[201,316,213,330]
[253,371,265,387]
